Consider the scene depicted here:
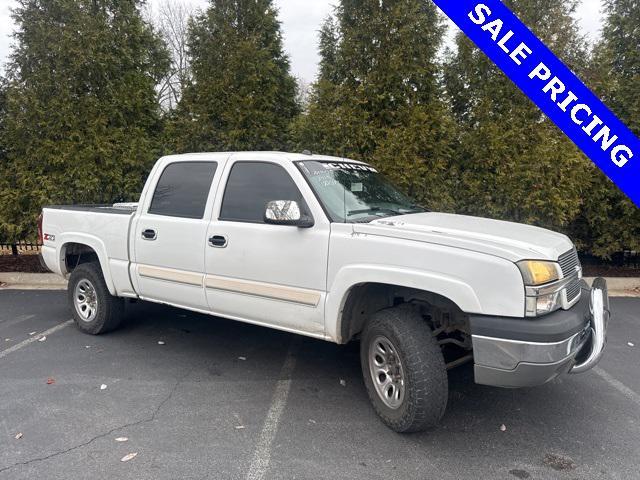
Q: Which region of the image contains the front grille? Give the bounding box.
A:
[565,280,581,302]
[559,248,580,277]
[558,248,581,302]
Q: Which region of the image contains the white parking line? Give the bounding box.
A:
[594,367,640,407]
[246,345,297,480]
[0,320,73,359]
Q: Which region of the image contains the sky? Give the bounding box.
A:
[0,0,605,83]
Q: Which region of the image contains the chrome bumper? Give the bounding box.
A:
[471,278,609,388]
[570,277,609,373]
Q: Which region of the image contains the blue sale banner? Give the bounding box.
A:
[432,0,640,207]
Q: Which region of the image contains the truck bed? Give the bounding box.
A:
[41,204,138,296]
[45,204,138,215]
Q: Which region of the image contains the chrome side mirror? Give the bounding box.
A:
[264,200,314,228]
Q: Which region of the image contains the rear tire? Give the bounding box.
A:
[68,262,124,335]
[360,305,448,433]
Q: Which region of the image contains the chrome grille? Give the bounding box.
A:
[565,280,581,302]
[559,248,580,276]
[558,248,581,302]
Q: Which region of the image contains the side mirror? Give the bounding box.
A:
[264,200,314,228]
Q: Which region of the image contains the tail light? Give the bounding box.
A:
[37,213,44,244]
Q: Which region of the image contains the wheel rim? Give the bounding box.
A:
[368,335,406,409]
[74,279,98,322]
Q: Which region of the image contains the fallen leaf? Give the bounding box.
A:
[38,336,46,342]
[29,332,36,336]
[46,378,55,385]
[157,341,165,345]
[308,419,317,424]
[100,384,107,390]
[14,432,23,440]
[234,425,245,430]
[115,437,128,442]
[339,379,346,387]
[628,342,635,347]
[238,356,247,361]
[120,452,138,462]
[500,424,507,432]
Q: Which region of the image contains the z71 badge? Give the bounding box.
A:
[43,233,55,242]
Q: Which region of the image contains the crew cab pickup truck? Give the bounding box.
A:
[39,152,609,432]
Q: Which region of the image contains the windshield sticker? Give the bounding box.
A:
[351,182,363,192]
[322,162,378,173]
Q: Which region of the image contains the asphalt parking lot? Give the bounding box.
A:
[0,290,639,480]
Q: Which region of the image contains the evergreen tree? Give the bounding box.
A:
[578,0,640,258]
[166,0,298,153]
[0,0,169,241]
[444,0,591,231]
[293,0,456,210]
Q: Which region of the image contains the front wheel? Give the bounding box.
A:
[68,262,124,335]
[360,305,448,433]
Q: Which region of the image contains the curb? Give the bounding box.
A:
[0,272,68,290]
[583,277,640,298]
[1,272,639,297]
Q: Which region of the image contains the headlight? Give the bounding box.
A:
[518,260,563,317]
[517,260,560,286]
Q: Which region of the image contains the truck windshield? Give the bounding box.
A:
[297,161,425,223]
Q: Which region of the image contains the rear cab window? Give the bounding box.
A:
[149,162,218,219]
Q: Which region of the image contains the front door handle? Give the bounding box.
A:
[141,229,157,241]
[208,235,227,248]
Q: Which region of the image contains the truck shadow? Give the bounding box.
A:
[80,297,627,477]
[119,298,601,441]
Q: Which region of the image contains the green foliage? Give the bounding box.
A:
[576,0,640,258]
[444,0,592,231]
[0,0,169,241]
[165,0,299,153]
[293,0,457,211]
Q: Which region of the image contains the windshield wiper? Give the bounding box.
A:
[347,207,402,216]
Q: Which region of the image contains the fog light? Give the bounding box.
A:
[526,291,562,316]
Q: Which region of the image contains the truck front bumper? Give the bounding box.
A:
[469,278,609,388]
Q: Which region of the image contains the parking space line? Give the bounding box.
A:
[246,344,297,480]
[0,320,73,359]
[593,367,640,407]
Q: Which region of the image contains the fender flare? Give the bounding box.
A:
[57,233,117,296]
[326,264,483,342]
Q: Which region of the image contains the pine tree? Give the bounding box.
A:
[444,0,593,231]
[0,0,169,241]
[293,0,456,210]
[577,0,640,258]
[166,0,298,153]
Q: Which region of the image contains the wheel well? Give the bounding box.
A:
[62,243,100,274]
[339,283,469,345]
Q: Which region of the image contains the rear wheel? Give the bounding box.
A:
[68,262,124,335]
[360,305,448,433]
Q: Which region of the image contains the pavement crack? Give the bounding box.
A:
[0,370,191,474]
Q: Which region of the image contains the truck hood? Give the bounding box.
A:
[354,212,573,262]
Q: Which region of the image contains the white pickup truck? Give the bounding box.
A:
[39,152,609,432]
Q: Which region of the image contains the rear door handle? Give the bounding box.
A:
[208,235,227,248]
[141,229,157,241]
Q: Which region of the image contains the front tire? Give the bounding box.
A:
[360,305,448,433]
[68,262,124,335]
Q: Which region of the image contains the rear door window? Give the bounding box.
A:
[148,162,217,219]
